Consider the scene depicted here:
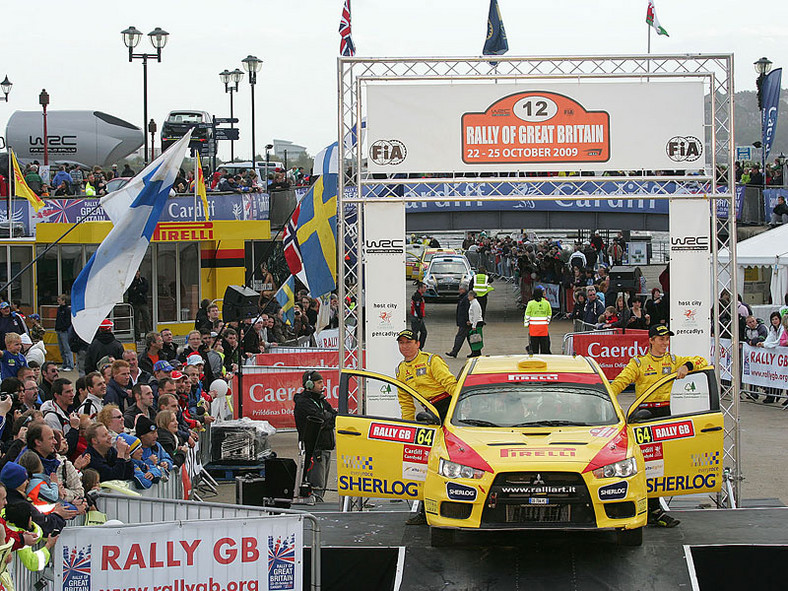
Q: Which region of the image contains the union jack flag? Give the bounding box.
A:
[339,0,355,57]
[38,198,89,224]
[63,545,92,584]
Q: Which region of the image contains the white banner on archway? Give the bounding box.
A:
[669,199,711,356]
[363,201,406,417]
[366,82,705,173]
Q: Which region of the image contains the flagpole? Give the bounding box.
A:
[0,200,105,294]
[647,23,651,54]
[193,150,198,222]
[6,146,12,227]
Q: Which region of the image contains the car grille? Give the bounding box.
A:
[481,472,595,526]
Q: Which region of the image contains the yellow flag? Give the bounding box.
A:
[196,153,209,221]
[10,150,45,212]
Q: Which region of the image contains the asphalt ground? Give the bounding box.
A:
[189,268,786,509]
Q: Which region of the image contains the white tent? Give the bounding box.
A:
[718,224,788,305]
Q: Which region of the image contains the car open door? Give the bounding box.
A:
[627,368,723,498]
[336,369,441,501]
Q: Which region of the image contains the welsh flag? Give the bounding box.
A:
[646,0,669,36]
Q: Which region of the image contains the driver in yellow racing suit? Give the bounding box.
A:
[609,324,708,528]
[395,329,458,422]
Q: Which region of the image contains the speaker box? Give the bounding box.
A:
[263,458,297,508]
[223,285,259,323]
[608,266,640,291]
[235,458,297,508]
[236,475,267,506]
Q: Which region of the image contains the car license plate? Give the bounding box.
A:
[528,498,550,505]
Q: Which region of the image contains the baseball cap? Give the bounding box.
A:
[396,329,417,341]
[99,319,114,329]
[153,360,174,373]
[0,302,9,310]
[186,354,204,366]
[29,314,40,320]
[649,325,675,338]
[19,334,32,345]
[171,370,187,380]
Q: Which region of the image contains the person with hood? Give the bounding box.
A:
[21,333,46,368]
[85,319,124,374]
[293,370,337,502]
[523,286,552,354]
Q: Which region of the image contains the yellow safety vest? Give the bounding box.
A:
[473,273,494,297]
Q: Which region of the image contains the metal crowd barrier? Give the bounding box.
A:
[562,328,620,355]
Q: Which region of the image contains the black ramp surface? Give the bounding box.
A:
[313,508,788,591]
[690,545,788,591]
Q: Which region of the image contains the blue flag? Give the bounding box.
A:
[275,276,296,325]
[762,68,782,161]
[483,0,508,61]
[71,132,192,342]
[296,142,338,298]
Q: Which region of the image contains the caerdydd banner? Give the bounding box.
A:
[742,343,788,388]
[669,199,711,356]
[366,82,705,173]
[363,201,406,417]
[57,516,303,591]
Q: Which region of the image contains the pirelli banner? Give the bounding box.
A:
[366,82,705,173]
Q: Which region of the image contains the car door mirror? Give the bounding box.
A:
[416,411,440,425]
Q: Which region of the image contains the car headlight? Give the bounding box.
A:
[592,457,638,479]
[439,458,485,479]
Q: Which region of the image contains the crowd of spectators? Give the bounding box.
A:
[735,158,784,187]
[462,231,671,333]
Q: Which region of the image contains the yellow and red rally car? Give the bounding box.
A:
[336,354,723,546]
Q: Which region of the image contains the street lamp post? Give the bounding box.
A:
[754,56,773,186]
[38,89,49,166]
[0,76,12,103]
[241,55,263,175]
[220,68,243,162]
[122,26,169,165]
[148,119,157,160]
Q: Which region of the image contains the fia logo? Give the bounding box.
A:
[666,136,702,162]
[370,140,407,165]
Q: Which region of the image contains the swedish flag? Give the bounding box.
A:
[296,142,338,298]
[275,275,296,325]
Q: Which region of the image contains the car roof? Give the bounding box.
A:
[466,354,597,376]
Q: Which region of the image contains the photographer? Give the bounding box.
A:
[293,371,337,502]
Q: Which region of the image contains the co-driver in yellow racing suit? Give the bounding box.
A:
[396,349,458,421]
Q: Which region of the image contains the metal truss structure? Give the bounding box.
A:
[337,55,740,507]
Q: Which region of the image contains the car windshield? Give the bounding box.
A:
[429,261,468,275]
[451,384,618,428]
[167,113,204,124]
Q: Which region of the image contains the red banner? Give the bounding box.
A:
[252,351,339,368]
[572,332,650,380]
[231,369,340,429]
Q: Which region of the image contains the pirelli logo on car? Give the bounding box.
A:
[507,374,559,382]
[499,447,577,458]
[634,420,695,445]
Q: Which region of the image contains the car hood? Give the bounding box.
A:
[443,424,630,473]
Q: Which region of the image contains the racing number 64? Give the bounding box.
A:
[415,428,435,446]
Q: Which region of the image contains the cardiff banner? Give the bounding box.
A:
[366,82,705,173]
[572,332,650,380]
[57,516,303,591]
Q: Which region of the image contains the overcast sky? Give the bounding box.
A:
[2,0,786,160]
